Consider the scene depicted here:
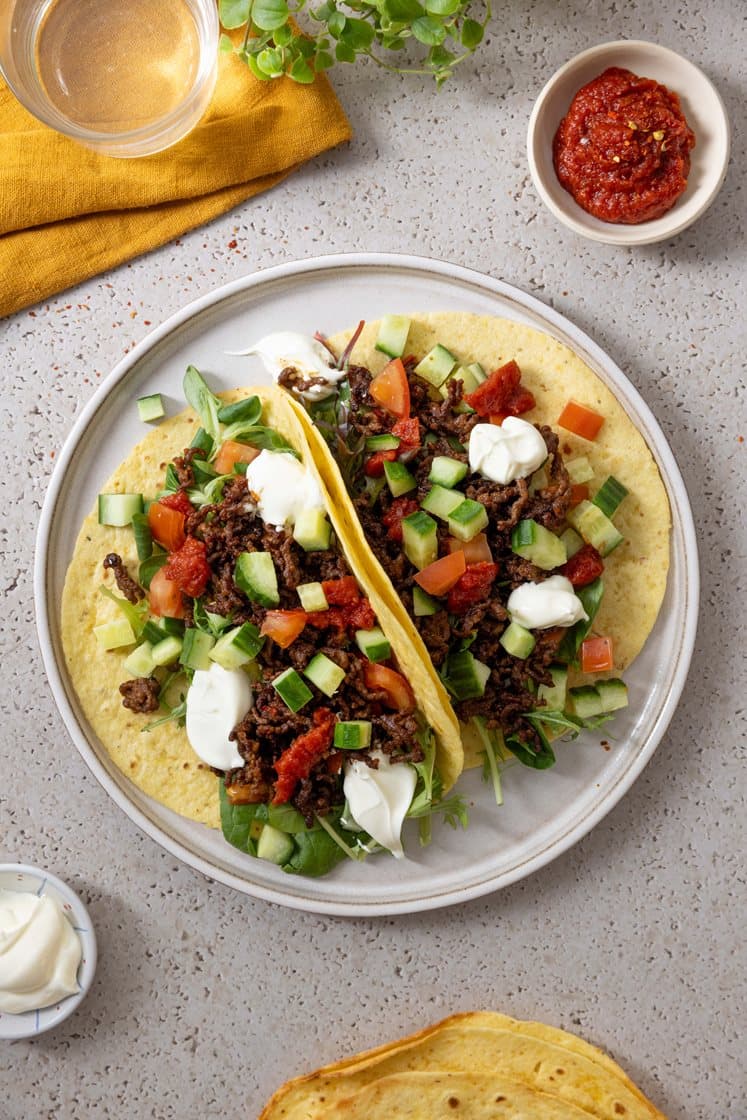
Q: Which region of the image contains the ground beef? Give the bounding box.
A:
[119,677,160,712]
[103,553,143,603]
[172,446,203,488]
[415,609,452,667]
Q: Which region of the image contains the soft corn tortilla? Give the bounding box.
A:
[258,1011,667,1120]
[292,313,671,768]
[61,385,463,830]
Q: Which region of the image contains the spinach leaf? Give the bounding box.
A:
[282,827,350,877]
[556,578,605,664]
[217,395,262,427]
[505,723,556,769]
[219,782,263,854]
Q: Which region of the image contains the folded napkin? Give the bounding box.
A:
[0,46,351,318]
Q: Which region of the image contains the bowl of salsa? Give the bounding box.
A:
[527,40,730,246]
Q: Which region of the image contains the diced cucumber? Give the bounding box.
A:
[159,617,185,637]
[256,824,294,865]
[567,685,605,720]
[234,551,279,607]
[596,678,629,713]
[355,627,391,663]
[334,721,373,750]
[232,622,264,658]
[466,362,487,384]
[499,621,536,659]
[296,581,329,612]
[383,459,417,497]
[179,629,215,671]
[401,511,438,570]
[97,493,143,527]
[123,641,156,678]
[151,635,183,666]
[366,433,400,452]
[421,484,464,520]
[560,527,584,559]
[209,624,263,670]
[511,519,567,570]
[537,664,568,710]
[303,653,346,697]
[439,365,481,412]
[414,344,457,388]
[93,617,135,650]
[375,314,411,358]
[413,586,439,617]
[592,475,629,519]
[272,668,313,713]
[567,501,624,557]
[137,393,165,423]
[566,456,594,484]
[443,650,490,700]
[293,509,332,552]
[427,456,468,489]
[447,499,489,542]
[142,619,166,645]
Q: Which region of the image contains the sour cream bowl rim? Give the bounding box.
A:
[527,39,731,246]
[0,864,97,1040]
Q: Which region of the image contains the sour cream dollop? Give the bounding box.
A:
[244,450,325,529]
[0,890,82,1014]
[343,751,417,860]
[247,332,345,402]
[468,417,547,484]
[186,664,252,770]
[507,575,588,630]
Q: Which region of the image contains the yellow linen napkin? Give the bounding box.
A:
[0,48,351,318]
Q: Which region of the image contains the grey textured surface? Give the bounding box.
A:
[1,1,745,1117]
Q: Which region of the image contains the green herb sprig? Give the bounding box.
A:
[219,0,491,86]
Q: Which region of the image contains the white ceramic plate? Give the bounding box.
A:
[35,254,698,916]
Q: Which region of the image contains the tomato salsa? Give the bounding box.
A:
[553,66,695,224]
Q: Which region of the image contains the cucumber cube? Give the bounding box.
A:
[566,456,594,484]
[447,499,489,542]
[567,685,605,720]
[234,551,279,607]
[567,501,624,557]
[537,665,568,710]
[511,519,567,570]
[355,627,391,663]
[596,678,629,713]
[427,456,468,489]
[499,621,536,659]
[209,624,263,670]
[303,653,346,697]
[93,617,136,650]
[375,314,411,359]
[293,509,332,552]
[272,668,313,713]
[334,721,373,750]
[256,824,294,865]
[413,586,439,617]
[123,641,156,678]
[151,635,183,666]
[592,476,629,519]
[414,344,457,388]
[401,511,438,570]
[365,433,400,452]
[179,629,215,672]
[296,581,329,612]
[560,527,584,559]
[383,459,417,497]
[137,393,165,423]
[421,484,464,521]
[97,493,144,527]
[444,650,490,700]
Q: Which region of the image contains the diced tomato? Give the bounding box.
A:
[464,360,536,419]
[383,497,420,542]
[561,543,604,587]
[148,501,186,552]
[148,566,187,619]
[557,400,605,441]
[580,636,614,673]
[260,609,308,648]
[446,532,493,564]
[414,550,467,597]
[391,416,420,450]
[447,561,499,614]
[213,439,261,476]
[364,449,397,477]
[160,490,193,516]
[344,599,377,631]
[369,358,411,419]
[363,663,415,712]
[272,708,336,804]
[163,537,211,598]
[326,752,344,775]
[489,412,508,426]
[321,577,360,605]
[569,483,590,508]
[305,608,345,631]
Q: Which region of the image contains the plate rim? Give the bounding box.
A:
[34,251,700,916]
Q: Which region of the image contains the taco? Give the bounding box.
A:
[61,370,465,877]
[260,312,670,777]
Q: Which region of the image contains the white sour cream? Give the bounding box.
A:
[246,332,344,401]
[0,890,82,1014]
[343,751,417,860]
[186,664,252,770]
[244,450,324,529]
[468,418,547,484]
[507,575,588,630]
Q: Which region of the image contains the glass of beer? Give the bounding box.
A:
[0,0,219,157]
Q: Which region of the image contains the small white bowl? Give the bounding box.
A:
[0,864,97,1040]
[527,39,731,246]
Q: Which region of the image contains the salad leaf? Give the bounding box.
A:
[138,550,168,590]
[183,365,222,446]
[217,395,263,427]
[98,585,149,639]
[232,426,299,457]
[556,578,605,664]
[505,722,556,770]
[284,821,357,876]
[219,782,262,854]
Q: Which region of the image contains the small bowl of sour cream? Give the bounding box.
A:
[0,864,97,1040]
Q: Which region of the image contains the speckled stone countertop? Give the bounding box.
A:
[1,2,744,1117]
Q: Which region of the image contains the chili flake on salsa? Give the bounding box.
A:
[552,66,695,224]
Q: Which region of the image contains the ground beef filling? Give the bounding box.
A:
[103,553,143,603]
[120,676,160,712]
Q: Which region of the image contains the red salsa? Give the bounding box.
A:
[553,66,695,224]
